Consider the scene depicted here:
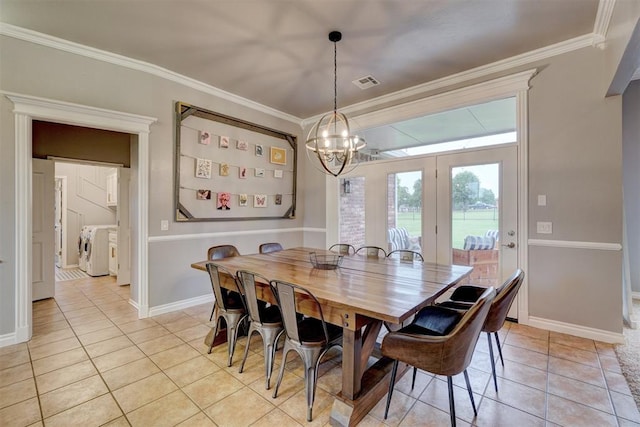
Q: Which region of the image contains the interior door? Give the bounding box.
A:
[32,158,55,301]
[116,167,131,286]
[436,146,519,318]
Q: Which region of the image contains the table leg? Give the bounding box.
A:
[331,320,390,426]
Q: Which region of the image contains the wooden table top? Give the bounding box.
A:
[191,247,472,326]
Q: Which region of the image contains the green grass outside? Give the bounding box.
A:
[396,209,498,249]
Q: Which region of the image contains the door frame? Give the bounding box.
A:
[7,92,156,344]
[328,70,532,324]
[54,175,67,268]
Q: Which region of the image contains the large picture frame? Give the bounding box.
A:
[175,101,297,221]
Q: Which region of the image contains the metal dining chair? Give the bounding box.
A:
[329,243,356,255]
[270,279,343,422]
[387,249,424,262]
[205,263,247,367]
[236,270,284,389]
[207,244,241,321]
[259,242,283,254]
[356,245,387,258]
[438,269,525,391]
[382,287,496,426]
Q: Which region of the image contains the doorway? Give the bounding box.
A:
[436,146,519,318]
[333,145,520,319]
[9,93,155,344]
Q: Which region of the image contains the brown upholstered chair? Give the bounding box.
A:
[382,287,496,426]
[208,244,240,260]
[387,249,424,262]
[356,245,387,258]
[438,269,525,391]
[259,242,283,254]
[270,279,343,422]
[329,243,356,255]
[236,270,284,389]
[205,263,247,367]
[206,245,241,321]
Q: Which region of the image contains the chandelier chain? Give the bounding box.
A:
[333,40,337,115]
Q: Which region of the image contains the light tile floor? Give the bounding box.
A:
[1,276,640,426]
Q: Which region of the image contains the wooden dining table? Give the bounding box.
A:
[191,247,472,426]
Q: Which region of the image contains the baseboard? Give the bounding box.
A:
[528,316,625,344]
[0,332,18,348]
[148,294,214,318]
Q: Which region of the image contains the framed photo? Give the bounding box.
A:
[219,135,229,148]
[219,163,229,176]
[275,194,282,205]
[217,192,231,210]
[196,189,211,200]
[254,194,267,208]
[238,194,248,207]
[270,146,287,165]
[237,140,248,150]
[199,131,211,145]
[255,168,265,177]
[195,158,212,179]
[255,144,264,157]
[274,169,283,179]
[239,167,248,179]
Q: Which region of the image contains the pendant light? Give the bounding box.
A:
[305,31,366,177]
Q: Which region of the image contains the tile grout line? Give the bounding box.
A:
[42,280,132,426]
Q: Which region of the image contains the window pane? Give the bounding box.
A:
[451,163,500,286]
[339,177,365,248]
[387,171,422,254]
[358,97,516,161]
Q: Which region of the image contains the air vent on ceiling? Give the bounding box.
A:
[352,75,380,90]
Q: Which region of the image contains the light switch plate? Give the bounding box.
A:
[160,220,169,231]
[537,221,552,234]
[537,195,547,206]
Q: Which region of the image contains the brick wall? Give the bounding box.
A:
[452,248,500,286]
[339,177,366,248]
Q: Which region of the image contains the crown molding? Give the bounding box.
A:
[0,23,302,125]
[348,69,537,132]
[303,33,600,127]
[1,22,602,128]
[593,0,617,47]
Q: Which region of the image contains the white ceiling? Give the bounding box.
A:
[0,0,609,152]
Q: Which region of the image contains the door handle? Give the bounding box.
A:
[502,242,516,249]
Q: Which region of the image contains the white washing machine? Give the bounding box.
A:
[84,225,116,276]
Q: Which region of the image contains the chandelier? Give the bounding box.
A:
[305,31,366,177]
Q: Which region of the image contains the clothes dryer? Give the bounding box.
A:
[84,225,116,276]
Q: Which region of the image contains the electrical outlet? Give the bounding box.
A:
[160,220,169,231]
[536,221,552,234]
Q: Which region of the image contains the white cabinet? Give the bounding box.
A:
[106,172,118,206]
[108,230,117,276]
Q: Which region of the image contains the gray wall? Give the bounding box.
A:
[55,163,117,267]
[0,35,304,334]
[623,80,640,294]
[2,3,639,337]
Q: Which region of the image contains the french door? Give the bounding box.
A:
[436,146,519,318]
